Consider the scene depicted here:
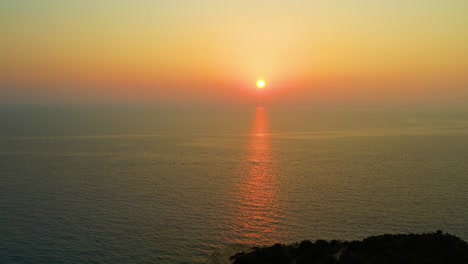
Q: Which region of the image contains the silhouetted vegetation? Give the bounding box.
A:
[231,231,468,264]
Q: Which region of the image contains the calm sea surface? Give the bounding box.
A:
[1,106,467,263]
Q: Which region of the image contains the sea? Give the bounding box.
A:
[1,105,467,263]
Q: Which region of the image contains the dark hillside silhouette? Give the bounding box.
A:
[231,231,468,264]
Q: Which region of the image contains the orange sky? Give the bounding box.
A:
[1,1,467,105]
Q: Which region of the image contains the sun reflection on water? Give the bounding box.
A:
[229,107,280,245]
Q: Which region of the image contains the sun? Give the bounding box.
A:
[256,79,266,89]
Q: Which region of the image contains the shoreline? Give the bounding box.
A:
[206,231,468,264]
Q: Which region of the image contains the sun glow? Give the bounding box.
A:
[256,79,266,89]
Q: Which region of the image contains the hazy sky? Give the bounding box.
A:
[1,1,467,105]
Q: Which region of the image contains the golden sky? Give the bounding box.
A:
[1,1,467,105]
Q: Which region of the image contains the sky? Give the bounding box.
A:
[1,0,467,106]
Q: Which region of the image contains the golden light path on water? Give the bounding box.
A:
[229,107,281,245]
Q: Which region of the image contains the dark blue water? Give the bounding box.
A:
[1,106,467,263]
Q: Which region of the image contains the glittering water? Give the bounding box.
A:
[1,106,467,263]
